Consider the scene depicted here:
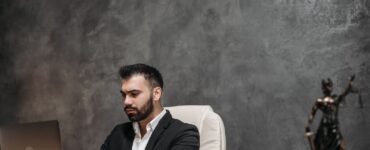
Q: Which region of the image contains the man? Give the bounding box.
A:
[101,63,200,150]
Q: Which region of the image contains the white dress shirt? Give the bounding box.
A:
[132,109,166,150]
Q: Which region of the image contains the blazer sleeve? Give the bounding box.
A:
[170,124,200,150]
[101,126,116,150]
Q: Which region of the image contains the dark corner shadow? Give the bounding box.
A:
[0,0,22,124]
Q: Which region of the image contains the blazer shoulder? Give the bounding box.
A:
[167,118,200,149]
[114,122,132,129]
[109,122,133,135]
[143,111,200,150]
[168,118,200,140]
[170,118,198,131]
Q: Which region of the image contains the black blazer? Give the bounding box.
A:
[101,110,200,150]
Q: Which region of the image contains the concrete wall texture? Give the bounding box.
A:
[1,0,370,149]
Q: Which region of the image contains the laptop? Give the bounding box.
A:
[0,120,62,150]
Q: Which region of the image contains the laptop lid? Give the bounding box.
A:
[0,120,62,150]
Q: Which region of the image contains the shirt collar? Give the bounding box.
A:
[132,109,166,137]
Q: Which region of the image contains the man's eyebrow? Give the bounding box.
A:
[128,90,141,93]
[120,89,141,94]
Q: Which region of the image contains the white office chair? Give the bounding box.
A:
[165,105,226,150]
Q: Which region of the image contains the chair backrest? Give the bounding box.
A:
[165,105,226,150]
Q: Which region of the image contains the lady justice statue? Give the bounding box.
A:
[305,75,363,150]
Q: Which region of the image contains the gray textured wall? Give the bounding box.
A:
[1,0,370,149]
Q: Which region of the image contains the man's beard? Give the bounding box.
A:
[124,95,154,122]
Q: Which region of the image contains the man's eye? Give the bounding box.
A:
[131,93,138,97]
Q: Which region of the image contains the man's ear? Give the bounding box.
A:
[152,87,162,102]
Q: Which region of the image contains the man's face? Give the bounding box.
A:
[120,75,154,122]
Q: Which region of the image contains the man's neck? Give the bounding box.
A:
[138,108,164,137]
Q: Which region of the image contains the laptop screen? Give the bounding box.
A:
[0,120,62,150]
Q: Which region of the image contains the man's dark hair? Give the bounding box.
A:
[119,63,164,89]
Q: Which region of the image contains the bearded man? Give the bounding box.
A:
[101,63,200,150]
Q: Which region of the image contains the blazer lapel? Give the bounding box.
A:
[145,110,172,150]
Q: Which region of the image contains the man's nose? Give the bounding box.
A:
[123,96,133,105]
